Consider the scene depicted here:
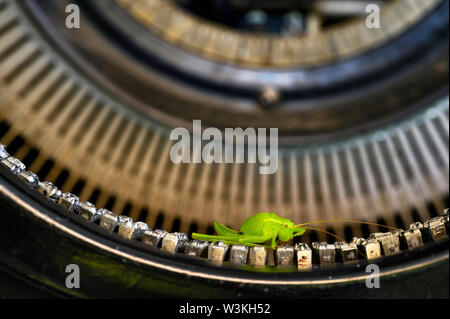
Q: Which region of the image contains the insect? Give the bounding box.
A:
[192,212,398,249]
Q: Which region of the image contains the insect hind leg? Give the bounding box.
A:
[233,234,273,246]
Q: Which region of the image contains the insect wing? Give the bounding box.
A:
[214,221,240,236]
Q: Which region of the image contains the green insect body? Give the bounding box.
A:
[191,212,306,249]
[192,212,399,251]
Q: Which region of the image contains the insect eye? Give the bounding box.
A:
[285,224,289,228]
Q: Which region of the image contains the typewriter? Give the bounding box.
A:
[0,0,448,298]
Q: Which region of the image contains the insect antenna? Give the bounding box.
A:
[300,226,367,259]
[300,226,346,243]
[295,219,399,231]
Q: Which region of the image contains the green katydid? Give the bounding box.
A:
[191,212,398,249]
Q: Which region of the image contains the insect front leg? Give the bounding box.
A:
[293,227,306,237]
[271,236,277,249]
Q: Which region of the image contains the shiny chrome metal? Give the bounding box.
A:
[295,243,312,271]
[275,246,295,267]
[424,217,448,242]
[59,193,81,214]
[99,209,120,231]
[184,240,209,257]
[370,232,401,256]
[38,181,61,203]
[17,170,39,188]
[1,156,25,174]
[141,229,168,248]
[335,242,359,263]
[249,246,267,267]
[207,241,229,265]
[161,232,189,254]
[229,245,249,265]
[353,238,382,260]
[312,242,336,265]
